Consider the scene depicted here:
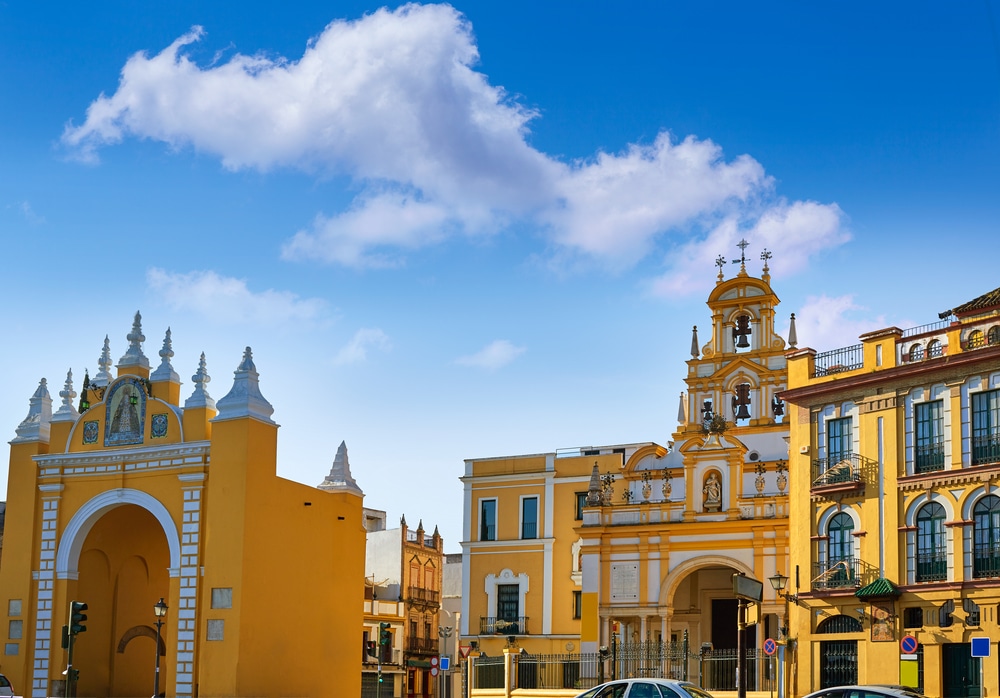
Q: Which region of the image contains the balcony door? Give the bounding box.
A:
[826,513,854,586]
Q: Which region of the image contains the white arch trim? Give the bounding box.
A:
[56,488,181,580]
[658,555,755,608]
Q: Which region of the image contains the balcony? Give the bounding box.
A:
[811,557,878,590]
[479,617,529,635]
[916,550,947,582]
[915,442,945,473]
[812,344,863,378]
[973,547,1000,579]
[972,434,1000,466]
[407,586,440,606]
[406,636,438,654]
[811,453,874,493]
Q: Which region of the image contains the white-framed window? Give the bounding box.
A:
[520,496,538,539]
[480,498,497,541]
[484,569,529,634]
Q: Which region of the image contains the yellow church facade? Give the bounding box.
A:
[782,286,1000,698]
[0,314,365,698]
[461,243,794,689]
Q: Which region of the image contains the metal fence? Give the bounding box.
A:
[698,649,777,693]
[470,643,777,693]
[514,653,604,691]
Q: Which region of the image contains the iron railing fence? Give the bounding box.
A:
[902,320,951,338]
[473,655,505,689]
[811,557,879,590]
[916,551,948,582]
[479,616,529,635]
[698,649,777,693]
[611,640,691,682]
[973,546,1000,579]
[915,443,945,472]
[813,344,863,377]
[972,434,1000,466]
[512,653,604,691]
[811,453,876,488]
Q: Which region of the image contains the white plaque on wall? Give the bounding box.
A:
[611,563,639,601]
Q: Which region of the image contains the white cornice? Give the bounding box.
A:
[34,441,211,473]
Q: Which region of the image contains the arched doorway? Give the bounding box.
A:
[65,503,172,697]
[817,615,861,688]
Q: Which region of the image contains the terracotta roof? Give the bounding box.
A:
[946,286,1000,318]
[855,577,901,599]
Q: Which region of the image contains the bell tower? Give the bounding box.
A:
[681,240,789,432]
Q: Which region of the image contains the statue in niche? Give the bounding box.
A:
[703,472,722,511]
[105,380,145,446]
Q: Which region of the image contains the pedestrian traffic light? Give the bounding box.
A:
[366,640,377,657]
[70,601,88,636]
[379,622,391,646]
[377,670,383,684]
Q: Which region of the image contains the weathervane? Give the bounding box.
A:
[715,255,727,281]
[760,248,772,274]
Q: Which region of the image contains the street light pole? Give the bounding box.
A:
[438,625,453,698]
[152,598,168,698]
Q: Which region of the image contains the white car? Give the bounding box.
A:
[574,678,719,698]
[0,673,14,697]
[803,686,928,698]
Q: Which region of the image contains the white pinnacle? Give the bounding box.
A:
[93,336,113,387]
[52,369,80,422]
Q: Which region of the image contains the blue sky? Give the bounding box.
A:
[2,2,999,548]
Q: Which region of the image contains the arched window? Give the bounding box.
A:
[990,326,1000,346]
[973,495,1000,579]
[916,502,947,582]
[826,513,855,587]
[816,615,860,688]
[968,330,986,349]
[927,339,943,358]
[909,344,924,361]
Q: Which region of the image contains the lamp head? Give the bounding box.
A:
[153,597,168,617]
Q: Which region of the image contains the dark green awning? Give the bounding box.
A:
[855,577,901,599]
[407,659,432,668]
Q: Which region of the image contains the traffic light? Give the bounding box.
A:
[379,622,391,646]
[70,601,88,635]
[62,668,79,681]
[377,670,383,684]
[61,625,69,649]
[366,640,377,657]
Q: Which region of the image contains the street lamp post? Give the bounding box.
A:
[152,598,168,698]
[438,625,453,698]
[769,572,804,698]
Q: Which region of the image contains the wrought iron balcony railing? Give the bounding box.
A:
[915,442,945,473]
[812,344,863,377]
[407,586,440,605]
[811,453,873,489]
[916,550,948,582]
[479,616,529,635]
[405,636,438,654]
[973,547,1000,579]
[972,434,1000,466]
[811,557,877,590]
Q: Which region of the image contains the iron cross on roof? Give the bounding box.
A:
[731,238,750,267]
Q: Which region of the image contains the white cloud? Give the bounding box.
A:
[455,340,526,371]
[333,328,391,365]
[790,294,887,352]
[146,268,327,325]
[648,199,849,296]
[64,4,848,280]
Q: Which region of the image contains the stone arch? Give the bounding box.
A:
[658,555,754,608]
[56,488,181,580]
[117,624,165,656]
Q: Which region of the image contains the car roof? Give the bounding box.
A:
[805,686,927,698]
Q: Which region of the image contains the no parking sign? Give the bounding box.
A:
[900,635,918,655]
[763,638,777,656]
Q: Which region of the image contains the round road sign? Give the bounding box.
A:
[900,635,918,654]
[763,638,777,656]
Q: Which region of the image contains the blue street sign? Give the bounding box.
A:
[441,657,450,671]
[972,637,990,658]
